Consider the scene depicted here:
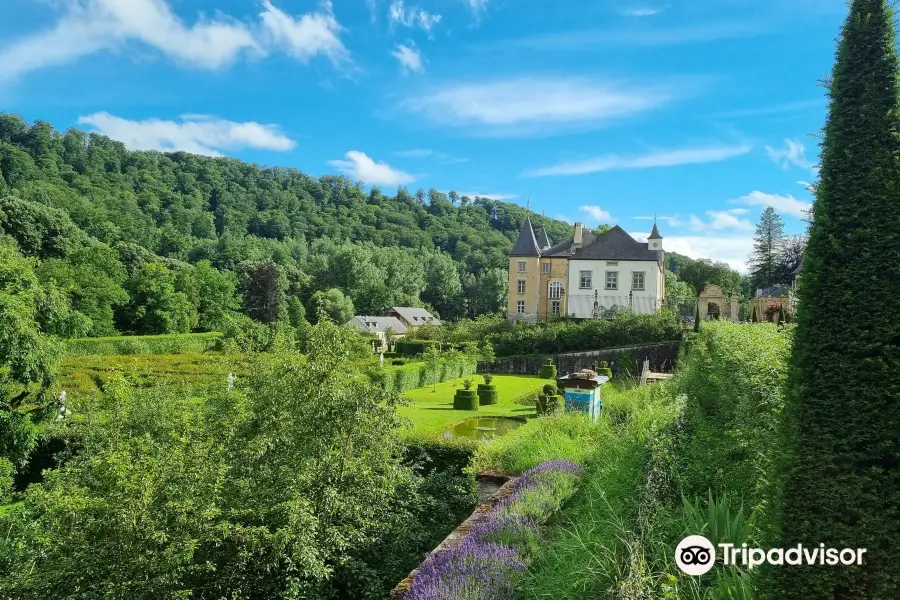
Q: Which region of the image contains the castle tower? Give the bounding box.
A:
[508,216,542,322]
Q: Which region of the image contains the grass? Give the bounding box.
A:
[58,352,254,399]
[510,382,681,598]
[398,375,547,436]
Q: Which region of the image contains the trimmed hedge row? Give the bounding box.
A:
[488,310,683,357]
[368,356,478,394]
[62,332,222,357]
[395,340,441,356]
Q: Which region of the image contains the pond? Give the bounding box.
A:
[442,417,525,441]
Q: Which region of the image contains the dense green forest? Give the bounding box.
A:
[0,113,578,335]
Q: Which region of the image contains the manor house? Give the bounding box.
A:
[507,218,666,322]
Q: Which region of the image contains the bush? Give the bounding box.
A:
[488,310,683,357]
[63,332,222,357]
[538,359,557,380]
[483,374,494,385]
[477,384,498,406]
[396,340,440,357]
[453,389,479,410]
[370,355,478,395]
[536,394,563,416]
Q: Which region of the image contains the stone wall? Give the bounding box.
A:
[477,341,681,378]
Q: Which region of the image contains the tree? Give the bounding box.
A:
[124,262,198,334]
[678,257,742,295]
[422,251,464,320]
[243,262,282,324]
[693,302,700,332]
[664,270,696,314]
[421,346,443,392]
[749,206,785,289]
[310,288,355,324]
[775,234,807,285]
[774,2,900,597]
[595,223,611,235]
[193,260,238,331]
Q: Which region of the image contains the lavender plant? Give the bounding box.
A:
[404,459,581,600]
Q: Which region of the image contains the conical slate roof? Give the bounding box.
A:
[509,216,542,256]
[536,229,552,250]
[649,221,662,239]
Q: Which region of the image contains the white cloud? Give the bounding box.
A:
[460,192,516,200]
[402,76,675,136]
[77,112,296,156]
[766,138,816,172]
[392,43,424,73]
[579,205,613,222]
[620,6,666,17]
[731,190,812,219]
[465,0,489,13]
[661,235,753,272]
[689,209,755,232]
[328,151,415,186]
[524,144,751,177]
[394,148,468,163]
[260,0,348,64]
[389,0,442,33]
[0,0,347,81]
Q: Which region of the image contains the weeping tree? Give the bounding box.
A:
[773,1,900,597]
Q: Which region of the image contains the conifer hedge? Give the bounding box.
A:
[774,1,900,597]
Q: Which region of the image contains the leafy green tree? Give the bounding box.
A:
[749,206,785,289]
[462,268,507,317]
[124,262,198,333]
[678,257,742,295]
[775,2,900,597]
[421,346,444,392]
[0,195,86,258]
[37,243,129,336]
[193,260,238,331]
[310,288,355,324]
[422,251,464,320]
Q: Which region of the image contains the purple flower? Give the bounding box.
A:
[402,460,582,599]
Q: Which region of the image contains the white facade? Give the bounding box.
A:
[565,259,665,318]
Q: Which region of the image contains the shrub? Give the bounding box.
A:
[483,374,494,385]
[538,359,557,380]
[596,361,613,378]
[462,379,473,390]
[453,389,479,411]
[63,332,222,357]
[488,310,683,357]
[477,386,498,406]
[396,340,440,357]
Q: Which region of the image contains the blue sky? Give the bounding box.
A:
[0,0,846,270]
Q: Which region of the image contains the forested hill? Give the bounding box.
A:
[0,113,572,334]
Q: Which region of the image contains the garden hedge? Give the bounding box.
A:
[476,384,498,406]
[367,355,478,394]
[63,332,222,357]
[772,2,900,597]
[395,340,440,356]
[538,359,557,379]
[453,389,479,411]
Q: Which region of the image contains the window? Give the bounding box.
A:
[517,261,526,272]
[541,263,550,274]
[579,270,592,289]
[551,300,561,315]
[517,280,526,294]
[606,261,619,266]
[632,271,645,291]
[516,300,525,314]
[549,281,562,299]
[605,271,618,290]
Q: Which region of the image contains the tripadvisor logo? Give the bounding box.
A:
[675,536,868,575]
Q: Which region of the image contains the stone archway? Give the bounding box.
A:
[698,285,740,323]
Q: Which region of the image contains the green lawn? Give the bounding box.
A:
[398,374,547,435]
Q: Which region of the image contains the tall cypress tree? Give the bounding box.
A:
[774,1,900,597]
[749,206,785,289]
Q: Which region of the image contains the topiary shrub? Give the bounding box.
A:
[538,358,557,379]
[477,385,498,406]
[462,379,473,390]
[536,393,564,416]
[542,383,556,395]
[596,360,613,378]
[483,374,494,385]
[453,389,479,410]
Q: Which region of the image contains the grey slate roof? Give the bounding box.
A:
[346,316,408,334]
[536,229,552,250]
[386,306,441,325]
[542,230,598,257]
[509,216,542,256]
[571,226,661,261]
[757,286,791,298]
[792,257,804,275]
[649,222,662,239]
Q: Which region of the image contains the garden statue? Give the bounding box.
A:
[380,352,384,369]
[58,390,67,420]
[227,373,235,392]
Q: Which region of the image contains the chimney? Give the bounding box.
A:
[573,222,583,246]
